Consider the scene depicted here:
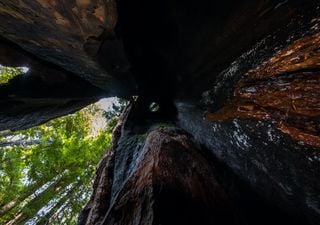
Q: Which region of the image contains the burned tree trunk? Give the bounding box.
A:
[0,0,133,92]
[0,0,135,131]
[0,0,319,225]
[80,102,314,225]
[80,105,240,225]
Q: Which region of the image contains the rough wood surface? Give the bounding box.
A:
[0,0,132,93]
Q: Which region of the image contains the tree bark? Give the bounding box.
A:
[0,0,133,92]
[0,1,320,225]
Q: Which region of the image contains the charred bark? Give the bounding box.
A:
[0,0,135,94]
[80,104,240,225]
[0,1,319,225]
[0,37,104,131]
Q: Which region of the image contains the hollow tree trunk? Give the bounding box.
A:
[0,0,136,131]
[0,1,319,225]
[79,104,240,225]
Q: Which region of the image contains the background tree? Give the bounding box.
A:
[0,99,123,225]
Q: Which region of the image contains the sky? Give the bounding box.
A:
[96,97,119,111]
[91,97,120,136]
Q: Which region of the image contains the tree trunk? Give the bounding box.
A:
[0,1,319,225]
[0,139,42,148]
[2,172,76,225]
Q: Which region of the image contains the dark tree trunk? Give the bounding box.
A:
[79,104,240,225]
[0,1,319,225]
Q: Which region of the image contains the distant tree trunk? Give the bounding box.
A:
[0,139,42,148]
[3,173,74,225]
[35,182,82,225]
[0,174,60,217]
[0,130,13,138]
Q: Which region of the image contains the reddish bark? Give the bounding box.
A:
[81,124,238,225]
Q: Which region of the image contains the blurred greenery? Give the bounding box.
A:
[0,95,125,224]
[0,66,26,84]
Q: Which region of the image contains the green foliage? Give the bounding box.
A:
[0,66,26,84]
[0,102,118,225]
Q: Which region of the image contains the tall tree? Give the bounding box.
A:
[0,102,117,225]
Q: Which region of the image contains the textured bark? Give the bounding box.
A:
[0,0,133,93]
[0,0,135,131]
[0,1,320,225]
[81,103,314,225]
[103,128,238,225]
[204,33,320,147]
[79,105,127,225]
[174,4,320,224]
[80,110,239,225]
[0,44,104,131]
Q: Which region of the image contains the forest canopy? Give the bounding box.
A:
[0,69,126,225]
